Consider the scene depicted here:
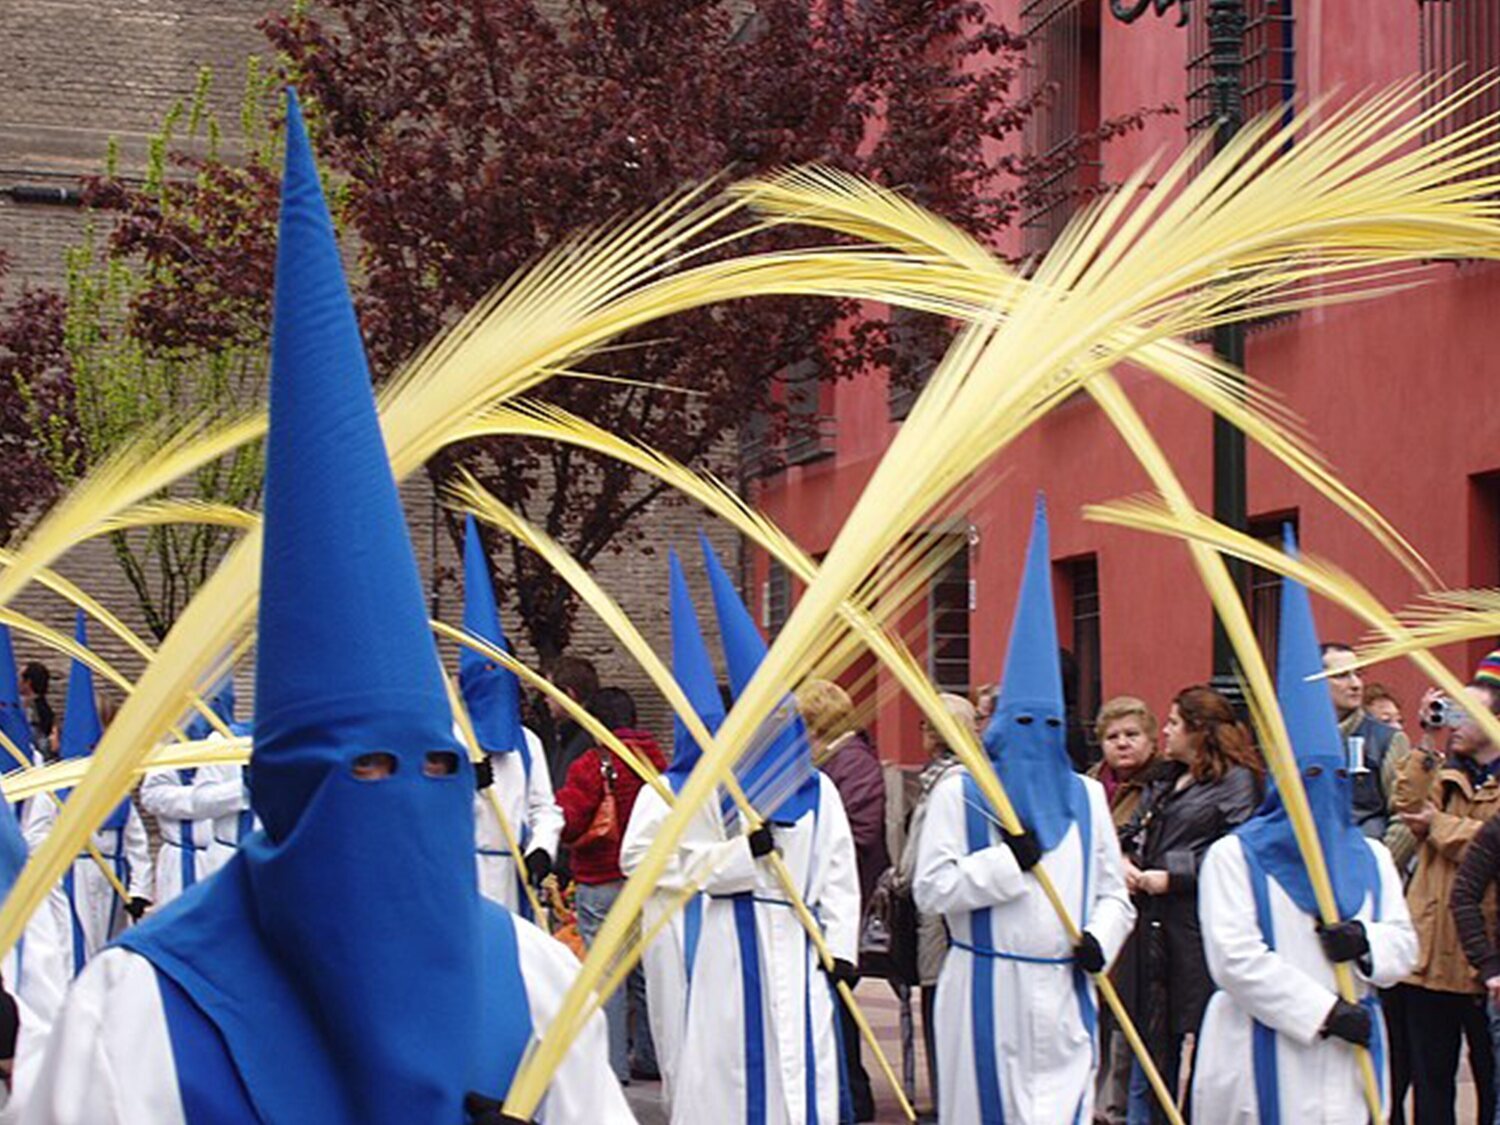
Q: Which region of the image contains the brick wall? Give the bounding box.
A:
[1,1,741,755]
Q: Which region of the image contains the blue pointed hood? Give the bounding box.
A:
[58,612,126,829]
[460,515,528,759]
[667,548,726,792]
[118,91,523,1125]
[59,612,102,764]
[701,533,818,824]
[982,496,1085,852]
[0,624,33,763]
[183,674,237,742]
[1237,530,1377,920]
[0,626,31,895]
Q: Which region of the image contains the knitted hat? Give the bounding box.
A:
[1475,649,1500,690]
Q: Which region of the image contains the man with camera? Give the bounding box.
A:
[1394,671,1500,1125]
[1321,643,1411,840]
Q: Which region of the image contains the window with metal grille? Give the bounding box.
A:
[765,558,791,638]
[1187,1,1295,141]
[784,358,836,465]
[1062,555,1102,734]
[888,305,949,421]
[928,545,972,695]
[1420,1,1500,181]
[1020,0,1103,258]
[1247,510,1298,672]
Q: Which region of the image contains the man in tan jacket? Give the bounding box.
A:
[1394,678,1500,1125]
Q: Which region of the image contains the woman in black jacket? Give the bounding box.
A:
[1121,685,1264,1124]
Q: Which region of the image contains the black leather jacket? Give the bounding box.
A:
[1123,761,1262,1038]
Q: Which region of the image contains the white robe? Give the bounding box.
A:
[21,797,150,974]
[1,897,73,1125]
[16,917,635,1124]
[137,765,246,906]
[912,771,1135,1125]
[203,766,255,879]
[618,783,723,1109]
[1190,835,1417,1124]
[671,773,861,1125]
[475,729,563,913]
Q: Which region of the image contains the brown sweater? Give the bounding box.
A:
[1451,812,1500,982]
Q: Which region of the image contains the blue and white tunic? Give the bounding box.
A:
[619,785,722,1110]
[913,769,1134,1125]
[139,765,247,907]
[1190,834,1416,1124]
[21,797,150,976]
[16,911,632,1124]
[474,728,562,916]
[670,772,860,1125]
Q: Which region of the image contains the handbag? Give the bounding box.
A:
[573,755,618,849]
[861,866,919,985]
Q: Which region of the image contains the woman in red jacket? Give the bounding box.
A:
[556,685,667,1085]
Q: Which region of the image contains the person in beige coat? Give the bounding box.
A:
[1393,678,1500,1125]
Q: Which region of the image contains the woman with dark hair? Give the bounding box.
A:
[1122,685,1264,1124]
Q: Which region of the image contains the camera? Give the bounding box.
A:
[1423,694,1467,731]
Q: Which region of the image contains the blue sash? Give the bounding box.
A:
[1243,845,1386,1124]
[158,972,261,1124]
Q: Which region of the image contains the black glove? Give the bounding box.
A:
[524,848,552,888]
[464,1091,530,1124]
[474,757,495,791]
[1316,919,1370,964]
[824,957,859,989]
[1001,827,1043,872]
[1320,998,1372,1047]
[747,823,776,858]
[1074,931,1106,974]
[0,980,16,1062]
[125,897,151,922]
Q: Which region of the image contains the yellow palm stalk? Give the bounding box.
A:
[456,478,917,1121]
[1082,496,1498,747]
[506,83,1500,1114]
[1083,372,1382,1117]
[0,189,1000,958]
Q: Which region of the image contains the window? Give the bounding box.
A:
[1468,471,1500,670]
[1247,510,1298,673]
[1020,0,1103,258]
[783,358,836,466]
[927,545,972,695]
[764,559,791,639]
[1420,1,1500,183]
[1060,555,1102,734]
[1187,1,1295,143]
[887,305,949,422]
[739,407,775,483]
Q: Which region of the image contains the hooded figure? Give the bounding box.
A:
[913,496,1134,1124]
[138,678,250,909]
[664,538,860,1125]
[619,549,732,1108]
[21,91,630,1125]
[462,515,563,915]
[0,624,68,1107]
[20,613,152,978]
[1192,538,1416,1124]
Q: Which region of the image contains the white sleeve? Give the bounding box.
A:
[523,731,563,860]
[19,950,184,1125]
[137,768,242,823]
[1198,838,1335,1046]
[814,776,862,963]
[1083,780,1136,965]
[123,809,151,902]
[1362,840,1419,989]
[912,772,1027,916]
[19,799,54,856]
[512,921,635,1124]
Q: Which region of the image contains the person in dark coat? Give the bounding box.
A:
[1120,685,1264,1124]
[800,678,888,1123]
